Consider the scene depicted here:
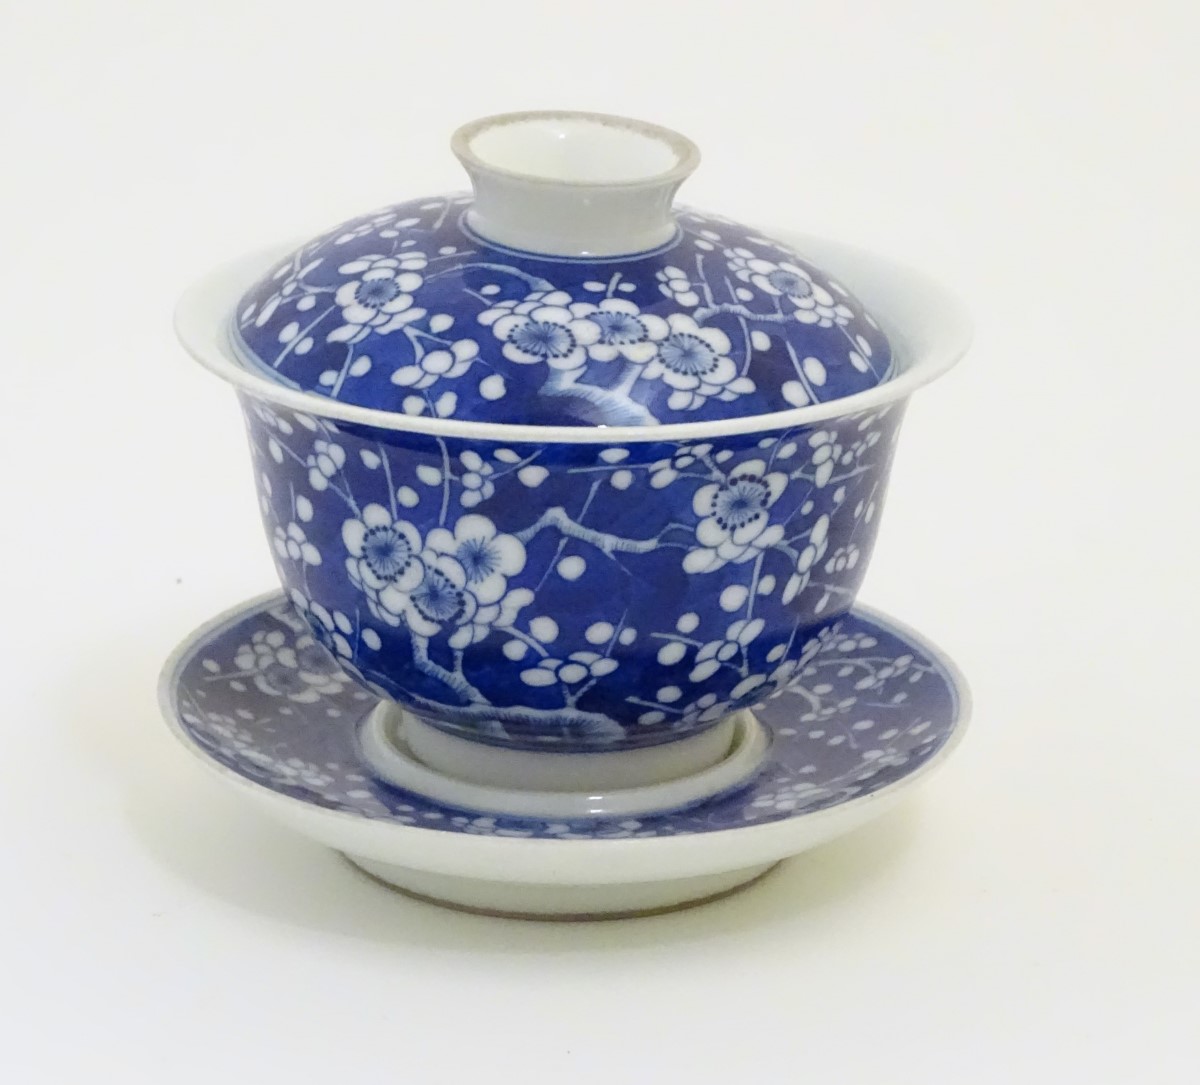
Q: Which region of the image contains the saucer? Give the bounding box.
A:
[159,593,970,919]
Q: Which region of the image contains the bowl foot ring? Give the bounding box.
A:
[359,703,772,820]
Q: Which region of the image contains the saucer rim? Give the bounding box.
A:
[159,592,971,884]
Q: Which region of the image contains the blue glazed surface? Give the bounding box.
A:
[243,394,904,750]
[232,198,892,426]
[168,596,961,838]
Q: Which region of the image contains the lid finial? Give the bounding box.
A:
[451,111,701,258]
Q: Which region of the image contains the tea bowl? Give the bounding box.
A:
[175,232,969,787]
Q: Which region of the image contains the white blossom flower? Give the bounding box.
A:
[521,651,619,688]
[680,691,727,724]
[690,618,765,682]
[250,755,336,790]
[273,522,321,566]
[331,210,409,245]
[342,504,425,628]
[672,676,753,729]
[306,439,345,491]
[782,514,831,604]
[727,252,853,327]
[764,628,836,697]
[649,443,713,488]
[390,339,479,390]
[673,673,770,728]
[684,459,788,573]
[808,430,843,487]
[405,549,476,639]
[423,514,529,647]
[458,587,534,651]
[842,650,918,694]
[233,628,345,703]
[288,589,357,661]
[195,713,255,756]
[824,545,860,574]
[567,298,669,363]
[642,314,754,410]
[655,265,700,307]
[455,450,494,508]
[241,256,322,329]
[250,401,294,435]
[448,815,536,838]
[543,821,654,841]
[839,631,881,652]
[344,508,531,644]
[327,254,427,344]
[749,780,833,814]
[478,290,600,370]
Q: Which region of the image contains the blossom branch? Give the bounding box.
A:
[692,302,796,326]
[410,635,486,704]
[514,508,681,555]
[626,696,684,716]
[426,262,553,292]
[541,368,659,426]
[497,625,550,659]
[838,323,880,379]
[270,304,336,369]
[401,692,625,739]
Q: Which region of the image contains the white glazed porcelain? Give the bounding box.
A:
[451,111,701,257]
[397,707,741,791]
[346,860,776,917]
[359,705,770,818]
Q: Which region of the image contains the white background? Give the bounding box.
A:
[1,1,1197,1080]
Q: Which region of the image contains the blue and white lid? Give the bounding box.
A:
[232,111,893,427]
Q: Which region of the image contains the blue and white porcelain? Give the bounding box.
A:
[234,392,906,756]
[161,593,970,916]
[232,113,892,427]
[175,111,970,788]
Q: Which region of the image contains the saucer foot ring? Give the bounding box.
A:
[344,855,778,919]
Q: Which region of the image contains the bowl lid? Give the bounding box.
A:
[231,112,893,427]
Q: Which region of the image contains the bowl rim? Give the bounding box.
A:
[174,229,972,445]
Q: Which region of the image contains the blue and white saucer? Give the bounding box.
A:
[159,593,970,918]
